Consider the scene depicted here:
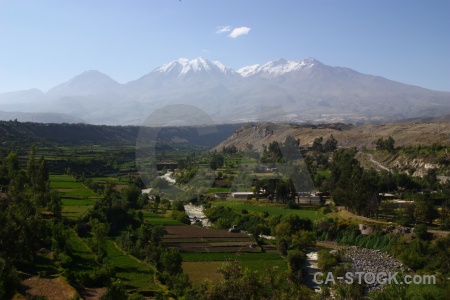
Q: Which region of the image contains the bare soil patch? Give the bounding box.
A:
[164,225,252,238]
[77,287,107,300]
[18,276,78,300]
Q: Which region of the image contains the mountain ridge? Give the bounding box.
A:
[0,57,449,125]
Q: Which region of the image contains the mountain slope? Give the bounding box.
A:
[0,57,449,125]
[47,70,121,96]
[215,122,450,152]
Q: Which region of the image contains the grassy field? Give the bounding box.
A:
[141,210,185,226]
[106,240,163,292]
[181,252,287,282]
[66,229,97,274]
[50,174,101,219]
[182,261,223,282]
[212,200,325,221]
[65,229,165,293]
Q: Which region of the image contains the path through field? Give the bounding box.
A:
[364,153,391,172]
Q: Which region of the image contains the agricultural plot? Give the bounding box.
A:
[181,251,287,282]
[50,175,101,219]
[105,240,164,293]
[65,229,97,274]
[62,229,164,293]
[141,210,185,226]
[162,225,257,253]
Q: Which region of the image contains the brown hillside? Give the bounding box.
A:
[215,122,450,151]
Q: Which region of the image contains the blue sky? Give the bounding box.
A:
[0,0,449,93]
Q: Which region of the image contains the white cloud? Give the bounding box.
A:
[228,26,251,38]
[216,26,231,34]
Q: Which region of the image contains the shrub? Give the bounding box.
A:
[171,211,190,224]
[0,257,19,300]
[413,224,429,240]
[317,250,338,272]
[56,252,73,268]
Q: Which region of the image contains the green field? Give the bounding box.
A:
[141,210,185,226]
[66,229,164,292]
[181,252,287,282]
[206,187,231,193]
[50,174,100,219]
[106,240,163,292]
[212,200,324,221]
[66,229,97,274]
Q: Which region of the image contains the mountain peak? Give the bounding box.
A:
[47,70,119,95]
[154,57,236,77]
[72,70,117,81]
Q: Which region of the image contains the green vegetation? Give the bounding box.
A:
[0,121,449,299]
[212,200,324,220]
[106,240,161,291]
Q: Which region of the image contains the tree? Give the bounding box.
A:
[47,190,62,217]
[121,185,142,208]
[323,134,338,152]
[414,199,438,225]
[5,151,20,177]
[36,156,50,206]
[375,136,395,153]
[413,224,429,240]
[287,250,305,284]
[282,135,300,160]
[27,146,37,189]
[90,218,109,262]
[0,192,43,262]
[159,249,182,276]
[209,152,224,170]
[424,168,439,190]
[291,230,316,250]
[261,141,284,163]
[311,137,323,152]
[0,257,19,299]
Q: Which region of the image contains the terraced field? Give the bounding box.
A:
[162,225,257,253]
[50,174,101,219]
[165,225,287,282]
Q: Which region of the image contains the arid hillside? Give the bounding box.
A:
[215,122,450,152]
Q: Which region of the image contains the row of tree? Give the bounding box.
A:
[0,148,64,298]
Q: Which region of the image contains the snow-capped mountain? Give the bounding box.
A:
[125,57,239,93]
[0,57,449,125]
[155,57,237,77]
[237,58,319,77]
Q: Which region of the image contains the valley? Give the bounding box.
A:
[0,120,449,299]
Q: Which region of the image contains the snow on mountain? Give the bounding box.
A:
[154,57,237,77]
[1,57,449,125]
[237,58,320,77]
[237,64,261,77]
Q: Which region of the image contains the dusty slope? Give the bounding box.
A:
[215,122,450,151]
